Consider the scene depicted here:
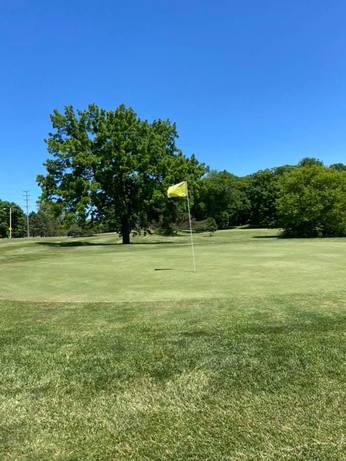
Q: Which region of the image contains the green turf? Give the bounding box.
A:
[1,229,346,302]
[0,230,345,460]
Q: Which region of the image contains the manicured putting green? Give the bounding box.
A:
[0,229,346,302]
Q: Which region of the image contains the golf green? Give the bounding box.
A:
[0,228,346,302]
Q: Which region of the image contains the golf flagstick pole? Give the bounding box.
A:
[186,188,196,272]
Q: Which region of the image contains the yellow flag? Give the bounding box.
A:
[167,181,188,198]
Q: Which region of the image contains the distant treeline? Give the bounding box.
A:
[1,158,346,239]
[192,158,346,237]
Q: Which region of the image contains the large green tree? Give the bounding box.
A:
[277,163,346,237]
[193,171,250,228]
[38,104,205,243]
[245,166,294,228]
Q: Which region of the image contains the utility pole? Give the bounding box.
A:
[9,207,12,239]
[23,191,30,238]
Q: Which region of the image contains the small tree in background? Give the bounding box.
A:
[330,163,346,172]
[0,201,26,238]
[29,202,64,237]
[205,217,217,233]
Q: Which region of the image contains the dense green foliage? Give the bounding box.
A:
[192,160,346,236]
[193,170,249,228]
[244,165,293,227]
[277,162,346,237]
[330,162,346,172]
[37,104,205,243]
[29,203,64,237]
[32,103,346,239]
[2,157,346,240]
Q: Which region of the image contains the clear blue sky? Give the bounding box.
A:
[1,0,346,210]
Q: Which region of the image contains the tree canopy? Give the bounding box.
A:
[193,171,250,228]
[241,166,292,228]
[37,104,205,243]
[277,163,346,237]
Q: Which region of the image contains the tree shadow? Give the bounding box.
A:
[130,241,185,245]
[36,240,185,248]
[252,235,282,239]
[154,268,196,273]
[36,241,116,247]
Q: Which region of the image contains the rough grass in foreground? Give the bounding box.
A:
[0,294,345,460]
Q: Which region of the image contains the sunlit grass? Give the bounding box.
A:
[0,230,345,459]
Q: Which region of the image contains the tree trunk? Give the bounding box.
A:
[121,218,131,244]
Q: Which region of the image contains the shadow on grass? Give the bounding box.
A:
[36,241,115,247]
[252,235,281,239]
[130,241,184,245]
[36,240,184,248]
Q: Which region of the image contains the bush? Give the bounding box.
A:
[189,218,218,233]
[205,217,218,232]
[157,224,177,236]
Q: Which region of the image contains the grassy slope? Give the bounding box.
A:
[0,230,345,460]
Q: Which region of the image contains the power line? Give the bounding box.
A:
[9,206,12,239]
[23,191,30,238]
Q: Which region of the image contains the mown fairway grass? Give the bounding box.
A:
[0,229,345,460]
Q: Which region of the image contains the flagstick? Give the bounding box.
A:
[186,190,196,272]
